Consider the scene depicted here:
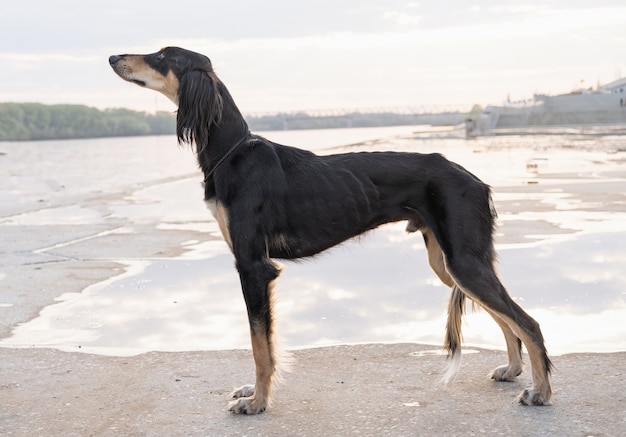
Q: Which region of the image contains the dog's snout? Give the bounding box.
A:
[109,55,121,66]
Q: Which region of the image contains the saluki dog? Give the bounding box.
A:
[109,47,552,414]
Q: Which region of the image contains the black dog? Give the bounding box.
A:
[109,47,552,414]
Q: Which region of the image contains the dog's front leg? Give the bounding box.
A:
[228,258,281,415]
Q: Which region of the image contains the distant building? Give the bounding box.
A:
[475,77,626,134]
[600,77,626,95]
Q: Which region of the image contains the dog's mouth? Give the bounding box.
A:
[110,55,148,87]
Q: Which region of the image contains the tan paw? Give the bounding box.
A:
[228,396,267,415]
[490,364,522,382]
[517,388,552,406]
[232,384,255,399]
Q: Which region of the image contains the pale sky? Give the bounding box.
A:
[1,1,626,114]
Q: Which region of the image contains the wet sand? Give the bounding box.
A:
[1,130,625,435]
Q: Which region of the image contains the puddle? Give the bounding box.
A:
[2,226,624,356]
[1,129,625,357]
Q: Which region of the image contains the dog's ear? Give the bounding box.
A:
[176,69,223,153]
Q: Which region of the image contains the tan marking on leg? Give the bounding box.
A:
[484,308,524,381]
[423,229,454,287]
[215,202,233,251]
[228,324,273,414]
[488,311,552,405]
[251,321,274,399]
[444,267,552,405]
[228,278,291,414]
[205,200,233,251]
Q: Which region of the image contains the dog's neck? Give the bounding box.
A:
[196,80,250,182]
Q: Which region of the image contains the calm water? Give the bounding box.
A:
[1,126,625,356]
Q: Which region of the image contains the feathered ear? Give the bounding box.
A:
[176,69,224,153]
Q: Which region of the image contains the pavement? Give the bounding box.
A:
[1,344,625,436]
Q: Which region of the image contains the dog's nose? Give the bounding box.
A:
[109,55,121,66]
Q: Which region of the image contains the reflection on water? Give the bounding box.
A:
[2,224,624,356]
[1,127,625,356]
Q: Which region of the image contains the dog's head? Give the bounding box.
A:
[109,47,213,105]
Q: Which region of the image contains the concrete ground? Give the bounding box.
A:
[1,344,625,436]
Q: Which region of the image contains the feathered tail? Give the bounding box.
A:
[441,284,466,384]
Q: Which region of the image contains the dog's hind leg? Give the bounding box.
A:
[428,179,551,405]
[422,229,454,288]
[422,229,467,382]
[483,307,524,382]
[446,256,552,405]
[422,223,526,390]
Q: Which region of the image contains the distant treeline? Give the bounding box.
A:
[247,111,467,131]
[0,102,470,141]
[0,103,176,141]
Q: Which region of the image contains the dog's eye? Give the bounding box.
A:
[156,52,165,61]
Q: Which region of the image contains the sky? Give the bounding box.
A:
[1,0,626,114]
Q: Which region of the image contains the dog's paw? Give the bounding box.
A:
[232,384,255,399]
[517,388,552,406]
[490,364,522,382]
[228,396,267,415]
[228,385,267,415]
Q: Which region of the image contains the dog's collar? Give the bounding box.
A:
[203,135,249,183]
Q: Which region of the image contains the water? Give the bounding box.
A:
[1,126,625,356]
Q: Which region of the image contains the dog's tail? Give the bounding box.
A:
[441,284,465,384]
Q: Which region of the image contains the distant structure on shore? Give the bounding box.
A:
[470,77,626,136]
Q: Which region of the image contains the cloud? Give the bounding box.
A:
[0,53,100,64]
[383,10,423,26]
[2,2,626,112]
